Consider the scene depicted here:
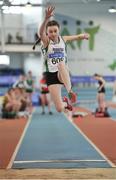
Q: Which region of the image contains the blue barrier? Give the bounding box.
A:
[0,75,115,86]
[71,76,116,84]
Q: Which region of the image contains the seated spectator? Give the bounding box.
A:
[16,32,23,43]
[13,74,26,89]
[2,88,21,118]
[2,87,32,119]
[14,87,31,116]
[7,33,13,44]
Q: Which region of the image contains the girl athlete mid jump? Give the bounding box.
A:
[39,6,89,113]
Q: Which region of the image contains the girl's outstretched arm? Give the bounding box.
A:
[63,33,90,42]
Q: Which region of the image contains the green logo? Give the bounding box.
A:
[108,60,116,71]
[61,20,100,51]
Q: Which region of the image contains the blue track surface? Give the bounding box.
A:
[13,107,111,169]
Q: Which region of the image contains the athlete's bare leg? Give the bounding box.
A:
[99,93,106,112]
[57,62,77,103]
[48,84,72,112]
[57,62,71,92]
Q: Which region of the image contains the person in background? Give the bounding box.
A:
[2,88,21,118]
[13,74,26,89]
[112,79,116,102]
[7,33,13,44]
[39,73,53,115]
[25,71,34,109]
[16,32,23,43]
[93,73,106,113]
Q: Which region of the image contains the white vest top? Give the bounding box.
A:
[41,36,67,72]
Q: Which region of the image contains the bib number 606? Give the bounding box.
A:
[52,57,64,64]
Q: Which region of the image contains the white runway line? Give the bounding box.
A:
[14,159,106,164]
[7,109,35,169]
[64,113,116,168]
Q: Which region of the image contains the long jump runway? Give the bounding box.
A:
[11,107,111,169]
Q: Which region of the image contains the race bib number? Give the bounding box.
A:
[48,52,65,65]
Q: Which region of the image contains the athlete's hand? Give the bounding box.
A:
[83,33,90,40]
[45,6,55,19]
